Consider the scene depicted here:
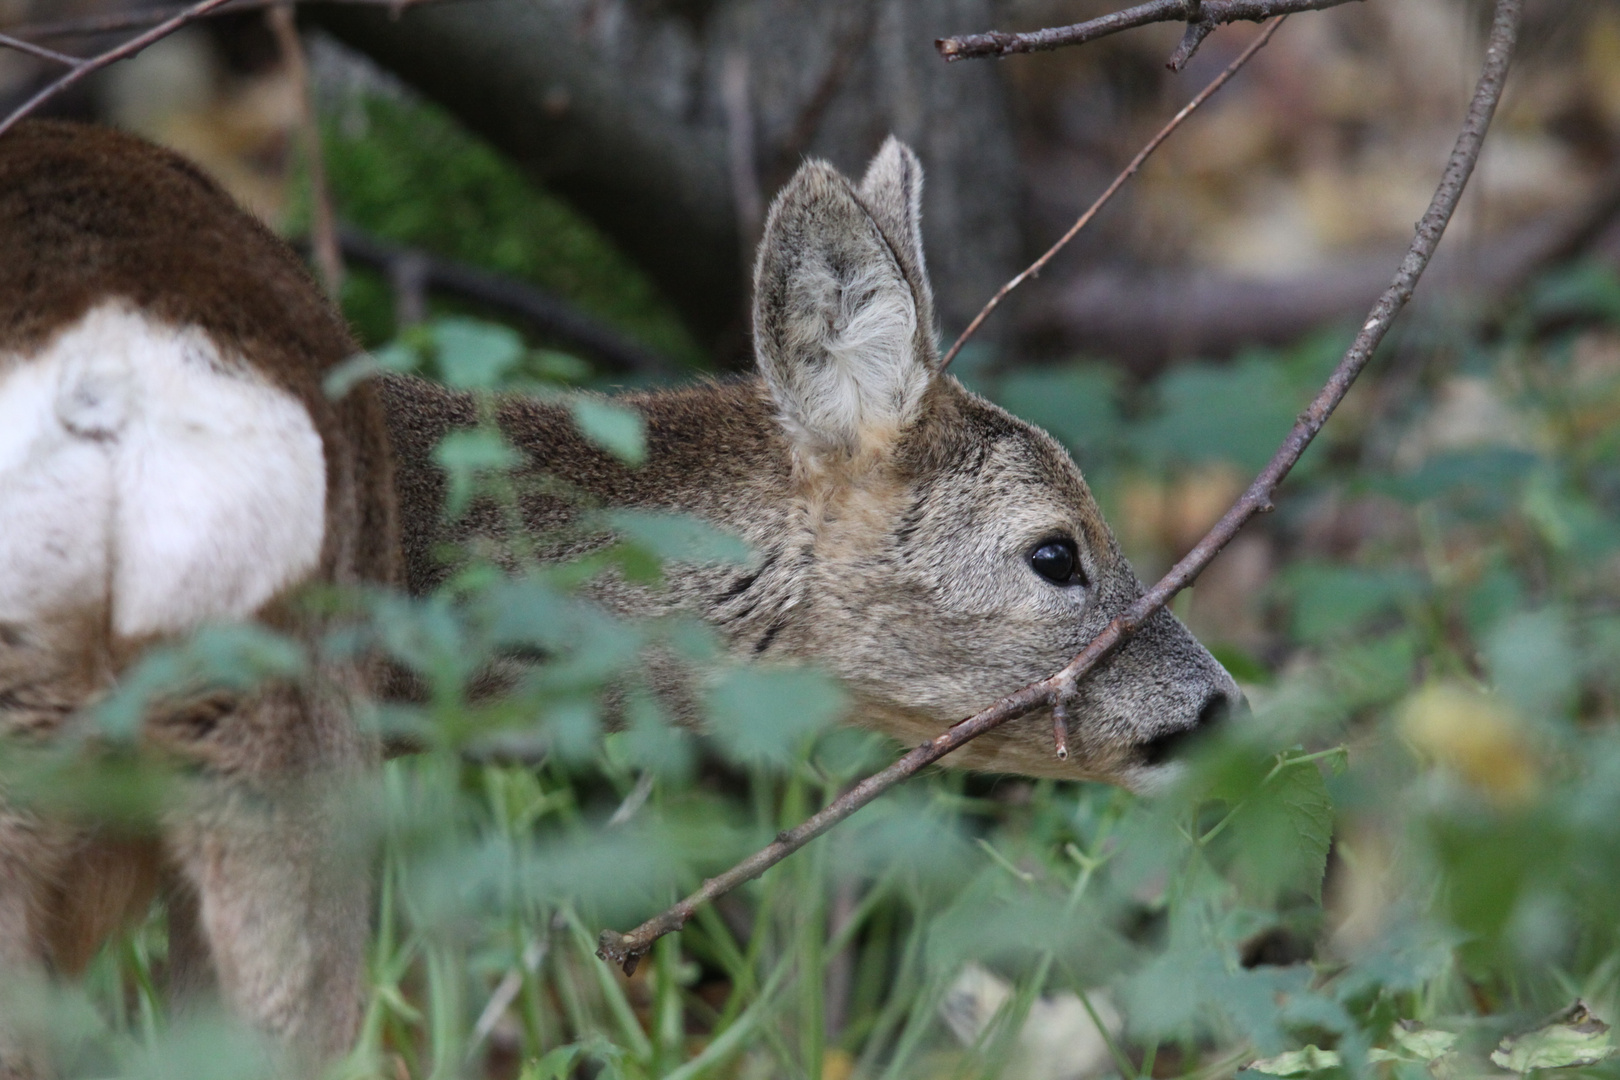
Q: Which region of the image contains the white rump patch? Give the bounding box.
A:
[0,303,326,639]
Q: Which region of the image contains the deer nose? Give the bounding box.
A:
[1141,689,1240,766]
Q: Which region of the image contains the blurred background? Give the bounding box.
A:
[6,1,1620,1079]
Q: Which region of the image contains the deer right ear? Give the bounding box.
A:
[752,151,938,461]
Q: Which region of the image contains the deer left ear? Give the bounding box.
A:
[752,141,939,460]
[857,137,934,332]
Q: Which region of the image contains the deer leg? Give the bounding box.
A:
[161,684,373,1070]
[0,816,59,1080]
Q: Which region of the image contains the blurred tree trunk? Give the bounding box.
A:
[310,0,1021,364]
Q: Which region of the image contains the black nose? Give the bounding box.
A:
[1141,690,1237,766]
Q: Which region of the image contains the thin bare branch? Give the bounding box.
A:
[268,3,345,298]
[937,0,1358,65]
[1,0,446,42]
[0,0,241,140]
[940,16,1285,370]
[599,0,1523,976]
[0,32,79,66]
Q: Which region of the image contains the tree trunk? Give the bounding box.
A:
[310,0,1021,363]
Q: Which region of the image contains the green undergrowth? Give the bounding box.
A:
[285,92,704,371]
[25,94,1620,1080]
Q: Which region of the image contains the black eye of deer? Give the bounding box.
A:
[1029,539,1083,586]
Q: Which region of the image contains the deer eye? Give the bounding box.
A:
[1028,538,1084,586]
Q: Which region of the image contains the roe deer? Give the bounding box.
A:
[0,119,1238,1074]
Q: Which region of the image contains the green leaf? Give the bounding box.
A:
[1485,608,1577,720]
[570,397,647,465]
[1392,1022,1459,1062]
[604,510,751,566]
[991,364,1121,459]
[433,317,524,389]
[1491,1002,1619,1073]
[1527,262,1620,326]
[1380,448,1538,511]
[705,665,848,766]
[1219,756,1335,903]
[433,428,520,518]
[94,625,306,740]
[1211,643,1272,685]
[1284,563,1426,644]
[531,349,592,384]
[1247,1046,1342,1076]
[323,342,419,399]
[1136,355,1302,471]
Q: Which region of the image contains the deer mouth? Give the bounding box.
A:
[1139,690,1234,766]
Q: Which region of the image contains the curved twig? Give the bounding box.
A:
[0,0,240,140]
[0,32,79,66]
[937,0,1358,67]
[599,0,1524,976]
[940,15,1285,371]
[0,0,445,42]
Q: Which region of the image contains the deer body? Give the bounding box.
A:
[0,120,1236,1073]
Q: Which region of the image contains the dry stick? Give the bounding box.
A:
[937,0,1356,65]
[598,0,1524,976]
[267,3,345,298]
[1,0,446,42]
[0,0,240,139]
[939,16,1284,371]
[0,32,80,66]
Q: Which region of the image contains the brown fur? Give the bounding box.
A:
[382,138,1238,783]
[0,122,1237,1075]
[0,121,398,1077]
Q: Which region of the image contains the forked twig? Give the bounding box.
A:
[936,0,1358,69]
[598,0,1524,976]
[939,15,1285,371]
[0,0,239,140]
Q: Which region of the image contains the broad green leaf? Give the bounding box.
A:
[531,349,592,384]
[570,397,647,465]
[1485,609,1576,720]
[1393,1022,1459,1062]
[433,317,524,389]
[1219,756,1335,903]
[323,342,419,398]
[1380,448,1538,512]
[1284,563,1426,644]
[705,665,848,766]
[1247,1046,1341,1076]
[992,364,1121,459]
[1527,262,1620,325]
[433,428,521,518]
[1491,1002,1618,1073]
[604,510,751,566]
[1136,355,1302,471]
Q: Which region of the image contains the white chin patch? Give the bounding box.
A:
[0,303,327,639]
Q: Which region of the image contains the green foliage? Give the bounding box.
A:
[39,116,1620,1080]
[304,94,703,367]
